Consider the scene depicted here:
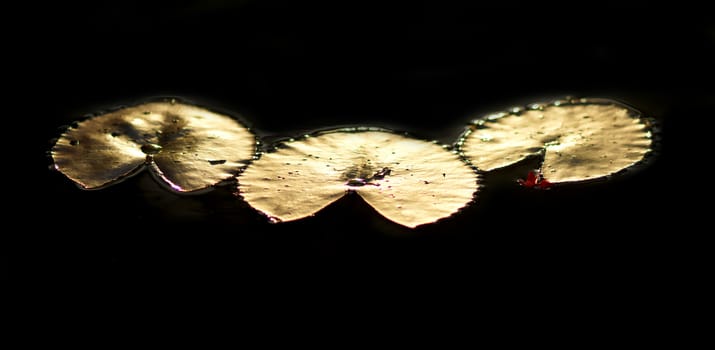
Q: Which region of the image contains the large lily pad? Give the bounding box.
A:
[52,100,256,192]
[238,128,479,228]
[458,99,653,183]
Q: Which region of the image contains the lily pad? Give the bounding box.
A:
[51,100,256,192]
[458,99,653,183]
[237,128,479,228]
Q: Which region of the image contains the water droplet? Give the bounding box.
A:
[480,137,492,142]
[528,103,544,110]
[69,139,79,146]
[169,98,176,105]
[268,216,282,224]
[346,178,366,187]
[208,159,226,165]
[486,112,507,120]
[544,140,560,147]
[372,167,391,180]
[141,143,163,155]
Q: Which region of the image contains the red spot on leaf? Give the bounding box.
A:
[518,171,553,189]
[518,171,538,187]
[537,178,552,189]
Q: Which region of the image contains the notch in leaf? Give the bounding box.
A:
[237,128,479,228]
[51,100,256,193]
[457,98,653,184]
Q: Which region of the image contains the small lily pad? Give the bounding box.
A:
[51,100,256,192]
[238,128,479,228]
[458,99,653,184]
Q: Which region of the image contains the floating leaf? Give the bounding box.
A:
[458,99,652,183]
[238,129,479,228]
[51,100,256,192]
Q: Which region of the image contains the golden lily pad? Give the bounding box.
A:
[237,128,479,228]
[458,99,653,183]
[52,100,256,192]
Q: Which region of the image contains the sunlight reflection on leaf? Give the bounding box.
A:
[238,128,479,228]
[52,100,256,192]
[458,99,652,184]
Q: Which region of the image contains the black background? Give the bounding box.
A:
[9,1,713,318]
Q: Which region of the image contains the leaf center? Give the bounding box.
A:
[342,163,391,187]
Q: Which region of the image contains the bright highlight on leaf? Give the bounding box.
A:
[458,99,653,184]
[238,129,479,228]
[52,100,256,192]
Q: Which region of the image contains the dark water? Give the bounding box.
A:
[10,2,712,322]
